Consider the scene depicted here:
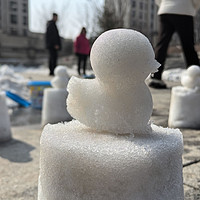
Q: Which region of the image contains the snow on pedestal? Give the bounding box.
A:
[38,29,184,200]
[0,92,12,142]
[169,65,200,128]
[41,66,72,126]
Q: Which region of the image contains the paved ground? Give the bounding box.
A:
[0,55,200,199]
[150,82,200,200]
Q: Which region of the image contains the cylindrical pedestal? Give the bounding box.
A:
[0,92,12,142]
[41,88,72,126]
[168,86,200,128]
[38,120,183,200]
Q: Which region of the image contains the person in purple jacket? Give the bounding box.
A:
[74,27,91,76]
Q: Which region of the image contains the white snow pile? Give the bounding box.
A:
[42,66,72,126]
[0,65,30,107]
[162,68,186,82]
[0,92,12,142]
[168,65,200,128]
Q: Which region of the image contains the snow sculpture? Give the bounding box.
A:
[0,92,12,142]
[181,65,200,89]
[169,65,200,128]
[41,66,72,126]
[38,29,183,200]
[67,29,160,134]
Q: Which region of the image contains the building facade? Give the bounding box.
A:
[0,0,73,65]
[126,0,158,40]
[105,0,158,45]
[0,0,29,36]
[105,0,200,46]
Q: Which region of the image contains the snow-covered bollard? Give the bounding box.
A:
[168,65,200,128]
[0,92,12,142]
[38,29,183,200]
[41,66,72,126]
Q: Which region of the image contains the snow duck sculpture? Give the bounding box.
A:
[67,29,160,134]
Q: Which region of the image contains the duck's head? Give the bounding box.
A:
[181,65,200,89]
[51,66,69,89]
[90,29,160,86]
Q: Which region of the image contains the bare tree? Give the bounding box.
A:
[33,0,72,38]
[97,0,128,33]
[32,0,104,39]
[71,0,104,39]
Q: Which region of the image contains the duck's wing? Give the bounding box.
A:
[67,76,98,121]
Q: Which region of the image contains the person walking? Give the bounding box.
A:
[74,27,91,76]
[149,0,200,89]
[45,13,61,76]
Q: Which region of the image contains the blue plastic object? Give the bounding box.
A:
[5,91,31,108]
[27,80,51,109]
[83,74,95,79]
[27,81,51,87]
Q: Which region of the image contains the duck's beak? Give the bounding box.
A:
[152,59,161,73]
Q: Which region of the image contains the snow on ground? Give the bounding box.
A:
[0,64,183,108]
[162,68,186,82]
[0,64,94,108]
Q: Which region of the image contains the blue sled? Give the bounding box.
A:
[5,91,31,108]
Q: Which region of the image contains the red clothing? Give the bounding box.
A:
[74,34,90,55]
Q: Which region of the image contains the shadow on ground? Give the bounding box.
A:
[0,138,35,162]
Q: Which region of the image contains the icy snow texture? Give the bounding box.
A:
[41,66,72,126]
[181,65,200,89]
[0,92,12,142]
[168,86,200,128]
[168,65,200,128]
[38,120,183,200]
[67,29,160,134]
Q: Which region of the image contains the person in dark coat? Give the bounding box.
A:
[149,0,200,89]
[45,13,61,76]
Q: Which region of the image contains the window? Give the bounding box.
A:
[140,2,143,10]
[132,0,136,8]
[132,10,135,17]
[23,29,27,36]
[10,14,17,24]
[139,12,143,20]
[22,3,27,13]
[10,28,18,35]
[10,1,17,12]
[23,16,27,25]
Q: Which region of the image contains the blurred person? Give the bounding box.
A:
[74,27,91,76]
[45,13,61,76]
[149,0,200,89]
